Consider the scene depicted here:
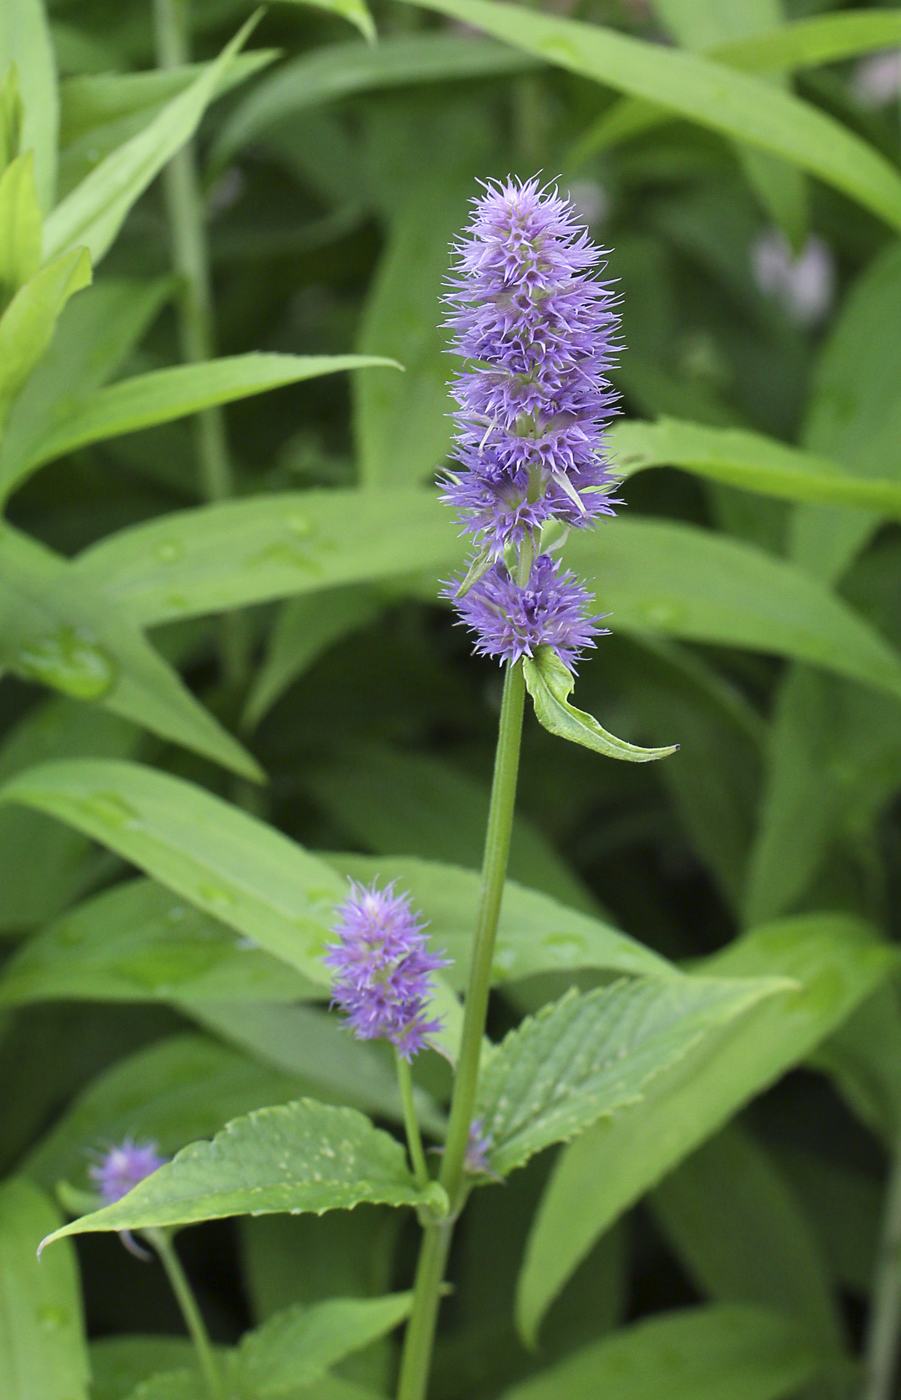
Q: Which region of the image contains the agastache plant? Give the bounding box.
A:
[323,177,677,1400]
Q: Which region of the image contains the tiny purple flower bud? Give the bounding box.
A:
[442,176,621,558]
[323,880,450,1060]
[464,1119,498,1178]
[444,553,604,673]
[89,1138,168,1205]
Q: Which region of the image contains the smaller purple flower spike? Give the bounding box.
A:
[446,553,604,673]
[324,880,451,1060]
[89,1138,168,1205]
[464,1119,500,1179]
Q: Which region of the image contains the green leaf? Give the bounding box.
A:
[498,1304,817,1400]
[238,1292,413,1395]
[397,0,901,235]
[126,1371,379,1400]
[523,646,678,764]
[477,977,784,1177]
[0,274,173,503]
[72,490,460,627]
[9,353,399,499]
[516,914,891,1343]
[650,1124,845,1353]
[243,585,382,729]
[58,51,278,198]
[23,1033,311,1193]
[612,416,901,516]
[792,242,901,585]
[40,1098,445,1246]
[0,757,346,982]
[308,746,596,913]
[775,1146,881,1298]
[0,698,138,934]
[326,852,676,986]
[564,517,901,702]
[809,982,901,1147]
[180,1003,446,1135]
[571,10,901,168]
[0,151,40,314]
[91,1338,200,1400]
[0,1177,89,1399]
[0,877,320,1005]
[354,175,468,488]
[42,16,257,266]
[0,528,262,779]
[0,0,57,211]
[212,33,537,166]
[0,246,90,431]
[278,0,376,44]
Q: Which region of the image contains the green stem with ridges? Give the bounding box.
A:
[396,657,526,1400]
[146,1228,224,1400]
[396,1048,429,1190]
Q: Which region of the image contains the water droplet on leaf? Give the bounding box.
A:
[15,628,117,700]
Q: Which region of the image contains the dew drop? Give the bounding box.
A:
[198,883,238,908]
[155,540,184,564]
[15,627,117,700]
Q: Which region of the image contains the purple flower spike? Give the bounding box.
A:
[89,1138,168,1205]
[443,176,621,556]
[324,880,450,1060]
[446,553,604,673]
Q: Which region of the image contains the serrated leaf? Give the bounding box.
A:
[477,976,785,1177]
[12,353,401,499]
[42,17,257,266]
[0,877,318,1005]
[0,758,346,981]
[0,1177,89,1400]
[398,0,901,235]
[327,853,675,986]
[23,1033,311,1193]
[498,1304,818,1400]
[40,1099,444,1247]
[238,1292,413,1394]
[523,646,678,764]
[516,915,891,1343]
[212,33,536,165]
[0,529,262,780]
[0,246,90,431]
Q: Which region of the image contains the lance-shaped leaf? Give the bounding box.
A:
[279,0,376,44]
[397,0,901,235]
[0,246,91,431]
[515,914,892,1343]
[39,1099,446,1246]
[523,646,678,764]
[237,1292,413,1395]
[0,1177,89,1400]
[42,16,258,266]
[0,151,41,313]
[0,529,261,780]
[476,976,786,1177]
[6,353,400,500]
[611,417,901,517]
[213,33,537,165]
[0,0,57,211]
[0,758,344,981]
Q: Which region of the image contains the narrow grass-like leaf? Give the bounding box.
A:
[13,353,400,495]
[499,1304,818,1400]
[0,1178,89,1400]
[42,16,258,265]
[516,915,891,1343]
[523,646,678,764]
[0,152,41,312]
[477,977,785,1177]
[238,1292,413,1394]
[0,758,345,981]
[0,0,57,211]
[397,0,901,234]
[279,0,376,44]
[0,246,90,430]
[39,1099,445,1246]
[213,34,537,165]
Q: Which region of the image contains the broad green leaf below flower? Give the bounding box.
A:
[39,1099,447,1246]
[523,646,679,764]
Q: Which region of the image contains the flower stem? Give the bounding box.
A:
[396,1048,429,1190]
[863,1139,901,1400]
[396,658,526,1400]
[151,0,249,693]
[145,1228,224,1400]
